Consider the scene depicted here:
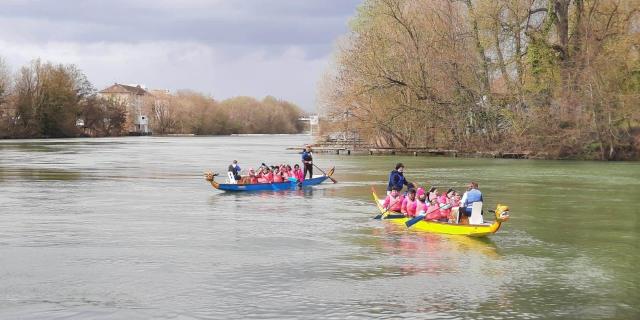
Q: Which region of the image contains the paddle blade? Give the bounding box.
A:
[328,176,338,184]
[373,214,382,220]
[405,214,425,228]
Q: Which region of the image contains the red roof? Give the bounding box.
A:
[99,83,149,95]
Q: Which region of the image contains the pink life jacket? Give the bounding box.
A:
[425,204,441,221]
[383,194,404,212]
[293,169,304,181]
[438,195,452,217]
[402,197,418,217]
[273,174,283,183]
[415,200,428,215]
[248,170,258,184]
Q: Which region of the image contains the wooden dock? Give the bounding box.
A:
[368,148,459,156]
[288,143,532,159]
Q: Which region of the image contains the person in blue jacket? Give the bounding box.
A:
[461,181,483,217]
[227,160,242,181]
[301,145,314,179]
[387,163,413,194]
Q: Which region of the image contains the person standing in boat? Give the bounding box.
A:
[387,163,413,195]
[228,160,242,181]
[302,145,314,179]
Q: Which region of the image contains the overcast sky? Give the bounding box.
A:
[0,0,361,111]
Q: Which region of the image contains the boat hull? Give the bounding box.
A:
[372,189,507,237]
[211,176,329,192]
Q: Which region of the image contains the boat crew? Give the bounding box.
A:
[302,145,313,179]
[437,193,452,221]
[257,167,273,183]
[248,168,258,184]
[273,167,284,183]
[449,191,462,223]
[387,163,413,195]
[282,165,292,179]
[401,188,418,217]
[424,197,442,221]
[228,160,242,181]
[383,187,404,212]
[415,190,428,215]
[293,164,304,182]
[427,187,438,201]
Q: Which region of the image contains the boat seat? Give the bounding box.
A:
[453,207,461,224]
[469,201,483,225]
[227,172,237,184]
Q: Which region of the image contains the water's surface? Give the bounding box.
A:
[0,135,638,319]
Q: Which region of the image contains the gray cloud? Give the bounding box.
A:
[1,1,358,47]
[0,0,361,110]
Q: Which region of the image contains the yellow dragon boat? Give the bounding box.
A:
[372,189,510,237]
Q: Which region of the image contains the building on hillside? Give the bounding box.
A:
[298,114,319,136]
[98,83,152,135]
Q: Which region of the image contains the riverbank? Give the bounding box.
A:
[289,143,556,160]
[320,147,534,159]
[290,135,640,160]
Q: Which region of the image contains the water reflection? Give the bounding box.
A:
[375,224,499,256]
[0,167,82,181]
[208,187,314,202]
[338,225,501,282]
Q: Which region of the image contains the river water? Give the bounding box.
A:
[0,135,638,319]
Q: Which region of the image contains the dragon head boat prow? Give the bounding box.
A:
[204,171,219,182]
[495,204,510,222]
[203,171,221,189]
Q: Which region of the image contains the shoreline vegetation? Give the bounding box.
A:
[319,0,640,160]
[0,59,305,139]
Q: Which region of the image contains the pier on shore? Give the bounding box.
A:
[287,143,532,159]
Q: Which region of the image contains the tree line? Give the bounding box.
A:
[0,59,305,138]
[320,0,640,160]
[149,92,305,135]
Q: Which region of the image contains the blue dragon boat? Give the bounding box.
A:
[204,167,335,192]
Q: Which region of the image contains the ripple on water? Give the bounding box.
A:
[0,136,638,319]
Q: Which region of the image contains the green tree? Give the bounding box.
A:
[12,60,93,138]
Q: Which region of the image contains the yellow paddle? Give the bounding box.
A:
[374,192,403,219]
[313,164,337,183]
